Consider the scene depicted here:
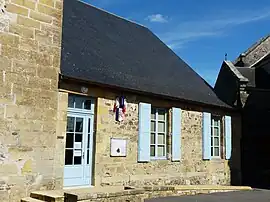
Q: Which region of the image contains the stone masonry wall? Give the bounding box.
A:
[95,95,231,187]
[0,0,63,201]
[59,81,242,188]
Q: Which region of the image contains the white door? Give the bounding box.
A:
[64,112,94,187]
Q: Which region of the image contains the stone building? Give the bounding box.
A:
[215,35,270,188]
[0,0,241,201]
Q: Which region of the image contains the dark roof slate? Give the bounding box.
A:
[236,67,255,87]
[60,0,230,108]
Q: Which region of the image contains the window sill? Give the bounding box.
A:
[210,157,224,162]
[150,157,167,161]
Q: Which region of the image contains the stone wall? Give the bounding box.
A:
[59,81,241,189]
[0,0,63,201]
[95,95,230,187]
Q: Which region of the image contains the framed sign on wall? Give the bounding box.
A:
[110,138,127,157]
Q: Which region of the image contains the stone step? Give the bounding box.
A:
[30,190,64,202]
[21,197,44,202]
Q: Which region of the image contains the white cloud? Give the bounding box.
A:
[146,14,168,23]
[158,8,270,50]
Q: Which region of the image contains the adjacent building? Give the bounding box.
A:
[215,35,270,188]
[0,0,241,201]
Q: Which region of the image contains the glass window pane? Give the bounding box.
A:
[158,110,165,121]
[75,133,82,143]
[151,133,155,144]
[158,122,165,132]
[87,134,90,148]
[214,137,219,146]
[87,149,90,164]
[211,147,213,157]
[214,127,219,137]
[67,117,75,132]
[151,109,156,119]
[214,120,219,127]
[75,117,83,132]
[88,119,91,133]
[65,149,73,165]
[157,146,165,157]
[150,146,155,157]
[151,121,156,132]
[158,133,165,144]
[84,100,91,110]
[74,156,82,165]
[66,133,74,148]
[211,137,213,147]
[68,96,75,108]
[75,97,84,109]
[214,147,220,157]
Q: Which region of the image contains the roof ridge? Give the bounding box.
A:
[242,34,270,56]
[77,0,147,29]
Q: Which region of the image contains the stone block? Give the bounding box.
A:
[55,1,62,10]
[0,32,20,47]
[13,59,37,76]
[39,0,55,7]
[52,34,61,46]
[37,3,60,18]
[28,76,51,90]
[0,55,11,71]
[39,44,60,56]
[19,38,39,51]
[11,0,36,10]
[6,3,29,16]
[36,53,53,66]
[52,18,61,27]
[52,53,60,68]
[37,66,57,80]
[9,23,34,38]
[17,15,41,29]
[35,29,53,45]
[30,10,53,23]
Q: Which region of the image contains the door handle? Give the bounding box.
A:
[82,151,85,159]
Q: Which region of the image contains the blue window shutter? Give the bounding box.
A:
[225,116,232,160]
[138,102,151,162]
[202,112,211,160]
[172,107,182,161]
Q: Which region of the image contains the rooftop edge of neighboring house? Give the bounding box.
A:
[234,34,270,66]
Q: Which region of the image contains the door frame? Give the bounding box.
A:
[63,95,95,188]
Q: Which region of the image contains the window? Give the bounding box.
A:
[211,115,221,158]
[150,108,167,159]
[68,94,92,110]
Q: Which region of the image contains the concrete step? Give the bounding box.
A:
[30,190,64,202]
[21,197,44,202]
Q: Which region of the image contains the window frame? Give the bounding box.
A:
[150,107,167,160]
[210,115,222,159]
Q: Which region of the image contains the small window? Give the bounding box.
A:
[68,95,92,110]
[150,108,167,159]
[211,115,222,158]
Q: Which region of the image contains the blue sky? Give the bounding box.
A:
[83,0,270,86]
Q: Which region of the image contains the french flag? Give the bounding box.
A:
[113,96,127,122]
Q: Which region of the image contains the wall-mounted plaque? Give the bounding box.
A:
[110,138,127,157]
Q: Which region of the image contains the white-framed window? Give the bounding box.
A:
[211,115,222,158]
[150,108,167,159]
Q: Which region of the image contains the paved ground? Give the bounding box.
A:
[146,189,270,202]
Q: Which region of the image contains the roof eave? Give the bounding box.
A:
[59,74,236,111]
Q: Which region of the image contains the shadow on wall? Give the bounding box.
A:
[240,90,270,189]
[228,114,242,186]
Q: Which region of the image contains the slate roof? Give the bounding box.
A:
[236,67,255,87]
[60,0,230,109]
